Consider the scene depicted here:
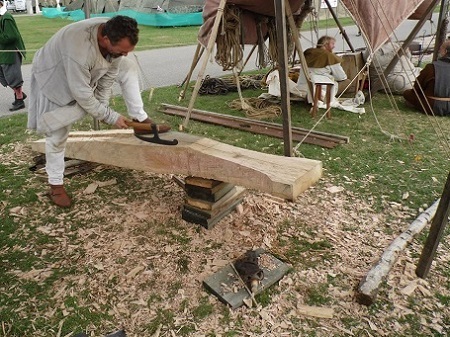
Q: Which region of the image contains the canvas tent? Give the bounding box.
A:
[341,0,437,54]
[180,0,447,155]
[63,0,203,13]
[42,0,205,26]
[198,0,440,63]
[119,0,204,13]
[63,0,120,13]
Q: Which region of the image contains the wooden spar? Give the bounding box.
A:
[178,43,204,100]
[182,0,227,129]
[83,0,91,18]
[29,130,322,200]
[356,200,440,306]
[432,0,450,61]
[416,171,450,278]
[285,1,314,104]
[159,103,349,148]
[323,0,355,52]
[275,0,293,157]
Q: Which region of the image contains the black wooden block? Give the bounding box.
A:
[185,182,234,202]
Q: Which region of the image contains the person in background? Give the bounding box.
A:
[0,0,27,111]
[403,39,450,116]
[297,35,351,103]
[27,16,168,208]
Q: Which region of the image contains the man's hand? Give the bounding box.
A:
[115,115,130,129]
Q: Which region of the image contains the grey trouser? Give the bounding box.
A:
[0,52,24,89]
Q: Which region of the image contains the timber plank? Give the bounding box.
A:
[29,130,322,200]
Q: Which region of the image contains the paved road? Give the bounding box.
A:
[0,12,446,119]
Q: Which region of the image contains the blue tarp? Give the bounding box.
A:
[41,7,203,27]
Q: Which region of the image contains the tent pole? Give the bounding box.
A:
[323,0,355,52]
[83,0,100,130]
[285,0,314,102]
[182,0,227,129]
[84,0,91,19]
[432,0,450,61]
[237,43,258,76]
[275,0,293,157]
[416,171,450,278]
[178,43,205,101]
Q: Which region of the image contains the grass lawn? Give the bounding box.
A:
[1,83,449,336]
[1,11,450,337]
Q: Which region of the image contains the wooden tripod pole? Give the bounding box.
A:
[323,0,355,52]
[83,0,101,130]
[178,43,205,101]
[416,171,450,278]
[432,0,450,61]
[284,0,314,99]
[275,0,293,156]
[182,0,227,129]
[238,43,258,76]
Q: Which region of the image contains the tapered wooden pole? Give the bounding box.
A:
[323,0,354,52]
[178,43,205,101]
[432,0,450,61]
[416,171,450,278]
[275,0,293,157]
[182,0,227,129]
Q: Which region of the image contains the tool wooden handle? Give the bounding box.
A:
[125,121,153,131]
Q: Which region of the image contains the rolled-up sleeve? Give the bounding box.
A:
[330,63,348,81]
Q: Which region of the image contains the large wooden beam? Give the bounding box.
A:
[30,130,322,200]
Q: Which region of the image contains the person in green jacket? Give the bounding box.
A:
[0,0,26,111]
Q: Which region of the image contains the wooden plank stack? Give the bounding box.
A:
[182,176,246,229]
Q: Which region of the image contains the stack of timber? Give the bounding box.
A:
[29,130,322,200]
[182,177,246,229]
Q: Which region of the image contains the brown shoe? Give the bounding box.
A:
[49,184,72,208]
[131,118,171,134]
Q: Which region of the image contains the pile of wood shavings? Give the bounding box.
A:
[2,142,449,336]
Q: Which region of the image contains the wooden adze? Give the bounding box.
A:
[30,130,322,200]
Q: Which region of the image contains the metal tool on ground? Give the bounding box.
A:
[233,250,265,293]
[203,248,290,309]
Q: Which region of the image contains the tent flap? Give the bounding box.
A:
[341,0,432,52]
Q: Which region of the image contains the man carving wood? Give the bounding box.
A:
[27,16,169,208]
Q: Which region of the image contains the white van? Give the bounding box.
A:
[15,0,27,11]
[6,0,16,11]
